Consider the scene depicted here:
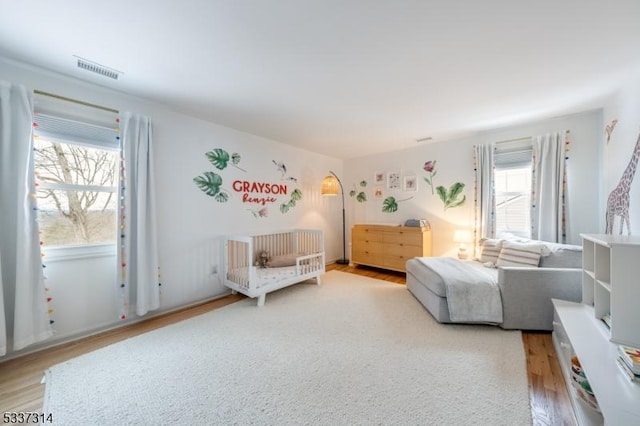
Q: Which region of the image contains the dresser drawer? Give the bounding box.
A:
[352,239,384,254]
[352,249,383,267]
[383,231,423,246]
[382,254,413,272]
[352,227,385,242]
[385,243,422,258]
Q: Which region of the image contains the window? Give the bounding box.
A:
[494,165,531,238]
[493,138,533,238]
[33,104,119,248]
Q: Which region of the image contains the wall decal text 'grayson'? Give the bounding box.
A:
[232,180,288,205]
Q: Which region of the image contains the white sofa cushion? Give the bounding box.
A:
[539,242,582,268]
[498,232,582,268]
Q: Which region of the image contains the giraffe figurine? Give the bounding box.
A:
[606,131,640,235]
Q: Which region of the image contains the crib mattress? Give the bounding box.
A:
[228,266,299,288]
[256,266,297,286]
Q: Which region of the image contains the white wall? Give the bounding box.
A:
[1,57,342,356]
[602,75,640,235]
[344,110,603,256]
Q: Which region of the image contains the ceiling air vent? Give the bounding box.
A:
[75,56,121,80]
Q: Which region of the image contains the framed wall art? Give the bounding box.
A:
[387,171,401,190]
[403,175,417,192]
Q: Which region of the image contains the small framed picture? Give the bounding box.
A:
[387,171,401,190]
[404,176,417,192]
[374,186,383,198]
[374,171,385,185]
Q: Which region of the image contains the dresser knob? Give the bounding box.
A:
[560,342,571,349]
[552,321,560,327]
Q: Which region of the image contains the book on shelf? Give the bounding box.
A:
[616,356,640,383]
[618,345,640,375]
[601,313,611,328]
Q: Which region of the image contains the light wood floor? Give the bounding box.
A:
[0,264,576,425]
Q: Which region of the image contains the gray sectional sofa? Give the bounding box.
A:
[406,238,583,331]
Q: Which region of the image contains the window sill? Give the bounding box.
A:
[43,244,116,262]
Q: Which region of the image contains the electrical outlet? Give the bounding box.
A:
[212,265,218,274]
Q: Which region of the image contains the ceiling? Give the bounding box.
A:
[1,1,640,159]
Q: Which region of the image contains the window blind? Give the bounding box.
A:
[33,91,119,149]
[494,138,532,168]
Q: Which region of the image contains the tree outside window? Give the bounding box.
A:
[34,138,118,246]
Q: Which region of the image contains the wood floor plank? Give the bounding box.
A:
[0,264,576,425]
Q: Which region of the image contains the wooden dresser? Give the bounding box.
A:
[351,224,432,272]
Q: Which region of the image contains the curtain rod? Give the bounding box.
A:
[34,90,119,114]
[494,130,571,145]
[494,136,531,145]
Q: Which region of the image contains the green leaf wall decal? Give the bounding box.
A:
[382,196,413,213]
[205,149,230,170]
[382,197,398,213]
[214,192,229,203]
[436,182,466,209]
[194,172,223,196]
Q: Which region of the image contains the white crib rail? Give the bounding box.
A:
[296,252,325,275]
[224,236,257,292]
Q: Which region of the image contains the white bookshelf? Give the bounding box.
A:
[581,234,640,348]
[551,234,640,425]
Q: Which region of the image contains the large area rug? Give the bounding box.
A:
[43,271,532,425]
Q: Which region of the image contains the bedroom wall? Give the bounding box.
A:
[343,110,603,257]
[602,74,640,235]
[1,57,342,356]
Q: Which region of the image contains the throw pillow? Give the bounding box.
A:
[267,254,298,267]
[496,241,546,267]
[479,238,503,264]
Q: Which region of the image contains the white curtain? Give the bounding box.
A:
[118,113,160,319]
[531,132,568,243]
[0,81,53,355]
[0,260,5,355]
[473,144,496,248]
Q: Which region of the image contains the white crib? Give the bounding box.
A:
[223,229,325,306]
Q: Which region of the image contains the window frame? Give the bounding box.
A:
[33,111,119,257]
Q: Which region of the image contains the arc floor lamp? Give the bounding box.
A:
[321,171,349,264]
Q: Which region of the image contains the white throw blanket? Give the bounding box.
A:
[417,258,503,323]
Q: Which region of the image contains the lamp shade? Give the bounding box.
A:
[453,230,472,243]
[321,175,340,196]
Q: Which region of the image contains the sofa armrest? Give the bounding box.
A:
[498,267,582,331]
